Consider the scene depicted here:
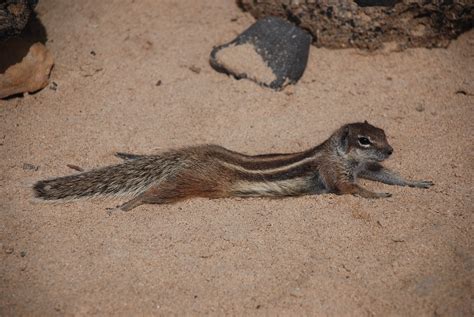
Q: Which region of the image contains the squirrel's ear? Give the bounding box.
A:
[339,125,350,153]
[364,120,368,124]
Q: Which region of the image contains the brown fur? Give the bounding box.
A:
[33,122,433,211]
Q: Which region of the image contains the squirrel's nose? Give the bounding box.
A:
[386,146,393,156]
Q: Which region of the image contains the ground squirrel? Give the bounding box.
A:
[33,121,433,211]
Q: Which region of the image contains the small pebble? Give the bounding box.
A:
[155,80,162,86]
[284,86,295,95]
[189,65,201,74]
[415,105,425,112]
[22,163,39,171]
[20,251,27,257]
[5,247,14,254]
[392,238,405,243]
[289,287,303,297]
[66,164,84,172]
[455,89,472,96]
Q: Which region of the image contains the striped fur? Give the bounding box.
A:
[33,122,433,211]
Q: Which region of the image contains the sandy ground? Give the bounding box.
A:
[1,0,473,315]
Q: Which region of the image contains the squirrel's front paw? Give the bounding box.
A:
[410,180,434,189]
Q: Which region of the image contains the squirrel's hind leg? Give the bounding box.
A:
[118,195,148,211]
[118,185,180,211]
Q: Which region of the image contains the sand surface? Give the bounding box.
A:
[1,0,473,315]
[215,43,277,86]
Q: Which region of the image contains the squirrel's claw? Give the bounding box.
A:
[409,180,434,188]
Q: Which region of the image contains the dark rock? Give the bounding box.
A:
[238,0,474,50]
[210,16,312,90]
[0,0,39,40]
[355,0,399,7]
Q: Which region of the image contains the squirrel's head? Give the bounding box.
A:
[336,121,393,162]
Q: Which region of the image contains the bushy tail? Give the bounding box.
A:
[33,157,167,201]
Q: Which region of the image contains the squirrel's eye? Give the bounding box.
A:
[358,137,371,145]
